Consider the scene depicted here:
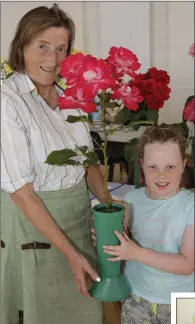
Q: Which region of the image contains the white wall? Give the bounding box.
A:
[1,1,194,123]
[152,2,194,123]
[177,298,195,324]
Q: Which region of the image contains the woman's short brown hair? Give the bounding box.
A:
[8,3,75,72]
[136,125,187,187]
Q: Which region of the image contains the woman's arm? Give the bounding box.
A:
[11,183,100,298]
[86,164,112,203]
[11,183,76,257]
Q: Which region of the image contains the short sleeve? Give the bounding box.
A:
[1,93,35,193]
[186,191,194,226]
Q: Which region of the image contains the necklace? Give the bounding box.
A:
[42,86,53,106]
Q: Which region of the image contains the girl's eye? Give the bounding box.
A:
[148,165,156,169]
[168,165,176,169]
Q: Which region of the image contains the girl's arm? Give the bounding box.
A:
[136,224,194,275]
[104,224,194,275]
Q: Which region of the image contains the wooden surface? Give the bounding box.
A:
[104,302,121,324]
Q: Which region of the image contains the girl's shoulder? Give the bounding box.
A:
[123,187,145,204]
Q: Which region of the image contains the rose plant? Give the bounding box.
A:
[45,46,171,208]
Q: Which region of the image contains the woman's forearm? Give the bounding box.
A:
[11,183,76,260]
[86,165,112,203]
[137,247,194,275]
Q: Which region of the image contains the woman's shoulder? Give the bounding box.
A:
[1,73,22,101]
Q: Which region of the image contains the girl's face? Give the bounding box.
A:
[141,141,187,200]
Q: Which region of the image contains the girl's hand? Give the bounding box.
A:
[103,231,140,262]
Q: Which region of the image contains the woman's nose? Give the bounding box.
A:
[47,50,58,66]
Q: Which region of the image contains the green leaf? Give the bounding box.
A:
[84,151,99,165]
[146,109,159,125]
[45,149,77,165]
[66,115,91,124]
[115,109,134,124]
[57,160,82,167]
[77,146,88,154]
[124,138,140,163]
[106,102,118,108]
[103,92,112,103]
[115,108,147,125]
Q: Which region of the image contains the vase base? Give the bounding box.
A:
[89,275,130,302]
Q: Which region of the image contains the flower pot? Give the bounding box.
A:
[90,203,130,302]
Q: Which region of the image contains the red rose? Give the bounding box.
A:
[112,84,143,111]
[145,68,170,84]
[183,99,195,122]
[58,83,97,113]
[105,46,141,79]
[145,94,164,110]
[188,43,195,58]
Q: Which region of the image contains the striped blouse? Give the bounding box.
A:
[1,73,93,193]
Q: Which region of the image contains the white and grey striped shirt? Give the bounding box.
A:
[1,73,93,193]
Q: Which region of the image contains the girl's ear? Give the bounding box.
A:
[140,158,144,168]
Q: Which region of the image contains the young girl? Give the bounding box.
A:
[103,125,194,324]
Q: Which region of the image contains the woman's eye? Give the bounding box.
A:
[39,44,47,50]
[148,165,156,169]
[57,47,67,53]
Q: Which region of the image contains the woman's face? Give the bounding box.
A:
[24,26,69,86]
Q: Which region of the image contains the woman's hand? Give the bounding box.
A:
[103,231,140,262]
[67,252,101,298]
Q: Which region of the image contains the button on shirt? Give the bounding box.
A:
[1,73,93,193]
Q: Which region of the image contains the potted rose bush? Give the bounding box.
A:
[45,46,168,301]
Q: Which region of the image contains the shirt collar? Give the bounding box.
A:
[13,72,67,95]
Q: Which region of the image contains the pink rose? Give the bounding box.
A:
[183,99,195,122]
[80,58,116,91]
[188,43,195,58]
[112,84,143,111]
[105,46,141,79]
[58,83,97,113]
[60,52,85,85]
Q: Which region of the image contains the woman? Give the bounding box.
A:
[1,4,113,324]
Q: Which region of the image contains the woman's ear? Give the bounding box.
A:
[140,158,144,168]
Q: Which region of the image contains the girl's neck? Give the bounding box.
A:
[145,186,180,200]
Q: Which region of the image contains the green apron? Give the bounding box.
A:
[1,178,103,324]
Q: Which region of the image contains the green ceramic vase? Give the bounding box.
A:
[90,203,130,302]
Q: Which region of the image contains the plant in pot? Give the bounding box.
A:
[45,46,164,302]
